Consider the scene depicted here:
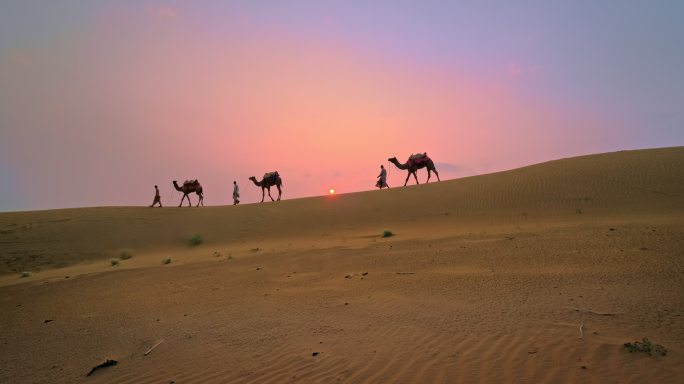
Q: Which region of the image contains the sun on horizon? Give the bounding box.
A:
[329,188,336,195]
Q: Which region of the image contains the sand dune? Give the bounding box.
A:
[1,147,683,383]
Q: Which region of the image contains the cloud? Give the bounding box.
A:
[146,4,177,19]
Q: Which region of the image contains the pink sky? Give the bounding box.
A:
[1,2,680,211]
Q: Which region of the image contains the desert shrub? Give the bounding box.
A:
[110,259,120,266]
[189,234,203,246]
[382,230,394,238]
[119,249,133,260]
[624,338,667,356]
[162,257,172,265]
[20,271,31,278]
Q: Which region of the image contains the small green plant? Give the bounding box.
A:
[119,249,133,260]
[382,230,394,238]
[251,247,261,252]
[624,338,667,356]
[162,257,172,265]
[110,259,120,266]
[20,271,31,278]
[189,234,203,246]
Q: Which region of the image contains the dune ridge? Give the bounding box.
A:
[1,147,683,383]
[2,147,682,275]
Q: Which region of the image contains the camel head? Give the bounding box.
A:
[388,157,398,162]
[248,176,257,182]
[172,180,184,192]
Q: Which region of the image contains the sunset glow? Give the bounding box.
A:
[0,2,682,211]
[329,188,336,195]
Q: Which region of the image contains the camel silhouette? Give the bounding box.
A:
[172,180,204,207]
[249,172,282,203]
[388,154,440,186]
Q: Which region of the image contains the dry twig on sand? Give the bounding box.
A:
[579,323,584,339]
[144,340,164,356]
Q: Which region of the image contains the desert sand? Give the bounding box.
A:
[1,147,683,383]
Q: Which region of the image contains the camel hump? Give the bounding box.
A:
[407,153,430,167]
[183,179,199,186]
[263,172,279,180]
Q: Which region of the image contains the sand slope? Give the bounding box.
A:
[1,147,683,383]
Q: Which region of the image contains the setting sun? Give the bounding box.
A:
[329,188,335,195]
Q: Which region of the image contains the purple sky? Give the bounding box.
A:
[1,1,683,211]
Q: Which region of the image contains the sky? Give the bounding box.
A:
[1,1,683,211]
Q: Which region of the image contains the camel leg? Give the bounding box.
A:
[187,195,193,207]
[179,194,186,207]
[426,169,431,183]
[276,185,282,201]
[434,168,440,181]
[267,186,274,202]
[413,171,420,185]
[404,172,411,186]
[261,188,265,203]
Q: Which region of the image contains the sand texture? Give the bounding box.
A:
[1,147,683,383]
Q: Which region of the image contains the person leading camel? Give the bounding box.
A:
[376,165,390,189]
[150,185,162,207]
[233,180,240,205]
